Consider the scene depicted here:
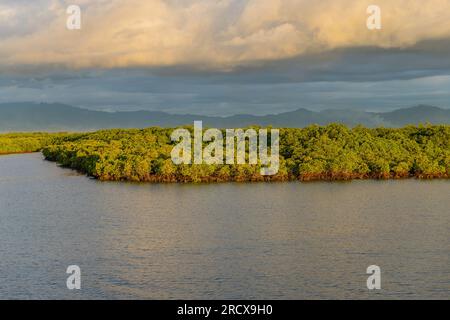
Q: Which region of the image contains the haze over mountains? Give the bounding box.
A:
[0,102,449,132]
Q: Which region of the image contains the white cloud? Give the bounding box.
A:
[1,0,450,70]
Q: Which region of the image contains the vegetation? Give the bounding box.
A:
[36,124,450,182]
[0,133,58,154]
[2,125,449,182]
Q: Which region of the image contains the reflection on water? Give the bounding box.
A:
[0,153,449,299]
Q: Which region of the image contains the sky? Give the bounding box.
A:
[1,0,450,115]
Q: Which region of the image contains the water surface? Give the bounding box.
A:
[0,153,449,299]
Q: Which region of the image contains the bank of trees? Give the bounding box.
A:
[0,133,56,154]
[39,124,449,182]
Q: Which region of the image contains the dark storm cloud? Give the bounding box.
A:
[2,38,450,115]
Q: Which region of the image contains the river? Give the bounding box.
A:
[0,153,449,299]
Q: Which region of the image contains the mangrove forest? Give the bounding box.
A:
[1,124,449,182]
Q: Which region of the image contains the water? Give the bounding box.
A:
[0,153,449,299]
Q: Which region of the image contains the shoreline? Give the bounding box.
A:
[94,174,450,183]
[1,152,447,183]
[0,151,39,156]
[44,156,449,183]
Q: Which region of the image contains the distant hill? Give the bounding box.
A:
[375,105,450,125]
[0,102,449,132]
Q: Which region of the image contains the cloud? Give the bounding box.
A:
[2,0,450,70]
[1,69,450,115]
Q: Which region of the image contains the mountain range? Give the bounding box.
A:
[0,102,449,132]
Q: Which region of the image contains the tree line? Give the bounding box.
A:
[0,133,56,154]
[31,124,450,182]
